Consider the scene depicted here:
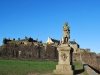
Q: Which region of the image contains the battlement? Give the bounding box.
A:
[2,37,42,46]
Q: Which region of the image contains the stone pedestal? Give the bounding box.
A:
[53,44,74,75]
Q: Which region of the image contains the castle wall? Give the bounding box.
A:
[96,56,100,71]
[0,44,100,72]
[0,44,58,61]
[73,53,100,72]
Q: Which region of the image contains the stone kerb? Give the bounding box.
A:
[82,62,98,75]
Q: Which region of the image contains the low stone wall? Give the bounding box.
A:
[73,53,100,73]
[82,62,98,75]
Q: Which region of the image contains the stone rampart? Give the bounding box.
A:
[73,53,100,73]
[0,43,100,73]
[0,43,58,61]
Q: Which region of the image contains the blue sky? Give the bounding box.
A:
[0,0,100,54]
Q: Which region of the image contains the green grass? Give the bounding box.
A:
[0,60,57,75]
[73,62,88,75]
[0,60,88,75]
[73,61,83,69]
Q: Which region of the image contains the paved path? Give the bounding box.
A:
[78,74,84,75]
[81,61,98,75]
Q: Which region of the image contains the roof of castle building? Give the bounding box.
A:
[46,37,60,44]
[70,41,77,44]
[50,38,60,43]
[46,37,78,44]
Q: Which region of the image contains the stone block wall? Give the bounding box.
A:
[73,53,100,72]
[96,56,100,71]
[81,53,98,70]
[0,43,58,61]
[0,44,99,72]
[73,53,80,61]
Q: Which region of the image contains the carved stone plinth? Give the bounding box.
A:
[53,44,74,75]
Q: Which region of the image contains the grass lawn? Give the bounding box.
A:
[0,60,88,75]
[73,62,88,75]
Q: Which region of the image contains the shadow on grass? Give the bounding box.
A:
[74,64,86,75]
[74,63,100,75]
[74,68,84,75]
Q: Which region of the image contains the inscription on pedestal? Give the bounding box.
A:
[61,52,67,61]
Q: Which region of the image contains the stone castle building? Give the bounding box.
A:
[46,37,90,53]
[0,22,100,72]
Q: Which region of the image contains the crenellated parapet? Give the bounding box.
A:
[2,37,43,46]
